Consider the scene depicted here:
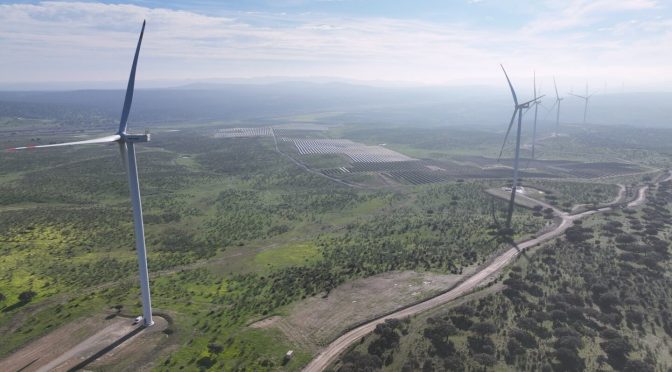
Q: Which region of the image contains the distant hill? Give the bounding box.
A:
[0,83,670,128]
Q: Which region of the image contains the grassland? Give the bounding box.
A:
[0,124,544,370]
[1,118,671,371]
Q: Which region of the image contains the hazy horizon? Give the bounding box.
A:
[3,75,672,94]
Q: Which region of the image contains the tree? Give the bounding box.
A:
[467,336,495,355]
[555,347,585,372]
[510,329,538,349]
[600,337,631,368]
[555,336,583,351]
[196,356,215,369]
[507,338,525,357]
[424,318,457,357]
[596,292,620,311]
[18,290,37,303]
[470,321,497,338]
[207,343,223,354]
[339,352,382,372]
[624,360,654,372]
[473,353,497,368]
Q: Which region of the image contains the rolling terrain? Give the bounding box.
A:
[1,114,671,371]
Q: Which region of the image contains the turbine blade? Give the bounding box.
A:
[118,20,146,135]
[498,109,517,161]
[533,70,536,98]
[500,64,518,106]
[554,77,559,99]
[569,93,586,99]
[520,95,545,107]
[547,100,558,114]
[118,142,129,173]
[7,134,121,151]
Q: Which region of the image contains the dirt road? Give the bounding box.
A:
[627,185,649,208]
[627,171,672,208]
[302,185,647,372]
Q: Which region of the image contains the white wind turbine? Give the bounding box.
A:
[570,83,593,125]
[498,65,544,228]
[551,77,564,136]
[530,71,541,160]
[8,21,154,327]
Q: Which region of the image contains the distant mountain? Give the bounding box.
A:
[0,82,670,128]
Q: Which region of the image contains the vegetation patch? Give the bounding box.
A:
[254,243,321,270]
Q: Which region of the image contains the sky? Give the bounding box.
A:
[1,0,671,91]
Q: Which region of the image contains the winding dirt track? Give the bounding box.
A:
[302,184,650,372]
[627,186,649,208]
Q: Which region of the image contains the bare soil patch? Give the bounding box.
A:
[86,316,170,371]
[249,315,282,329]
[270,270,465,352]
[0,314,168,372]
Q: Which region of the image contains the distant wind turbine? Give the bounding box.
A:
[570,83,593,124]
[548,77,563,137]
[530,71,541,161]
[498,65,544,228]
[8,21,154,327]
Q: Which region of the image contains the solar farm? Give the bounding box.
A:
[214,127,273,138]
[212,128,649,186]
[281,138,414,163]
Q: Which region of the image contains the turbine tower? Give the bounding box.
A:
[8,21,154,327]
[530,71,541,160]
[498,65,544,228]
[570,83,592,124]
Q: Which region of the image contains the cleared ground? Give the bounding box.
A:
[0,314,168,372]
[254,270,470,352]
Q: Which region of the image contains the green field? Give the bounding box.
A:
[1,119,671,370]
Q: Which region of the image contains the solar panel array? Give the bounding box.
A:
[214,127,273,138]
[282,138,414,163]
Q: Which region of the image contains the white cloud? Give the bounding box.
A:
[525,0,658,33]
[0,1,671,90]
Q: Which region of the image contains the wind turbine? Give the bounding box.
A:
[8,21,154,327]
[549,77,563,137]
[570,83,593,124]
[498,65,544,228]
[530,71,541,161]
[554,78,563,135]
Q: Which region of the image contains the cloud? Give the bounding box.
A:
[0,1,671,89]
[525,0,659,33]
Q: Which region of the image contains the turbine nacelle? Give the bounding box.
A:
[122,133,151,143]
[518,96,544,109]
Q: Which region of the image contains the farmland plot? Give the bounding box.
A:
[548,161,643,178]
[454,156,644,179]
